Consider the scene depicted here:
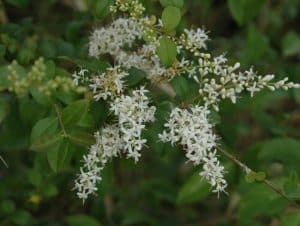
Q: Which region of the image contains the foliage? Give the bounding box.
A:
[0,0,300,226]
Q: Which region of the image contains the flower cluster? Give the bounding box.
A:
[180,28,210,52]
[7,58,85,97]
[196,55,299,110]
[111,87,156,162]
[74,125,123,201]
[75,87,156,201]
[89,66,128,101]
[159,105,227,194]
[89,17,143,58]
[116,44,168,81]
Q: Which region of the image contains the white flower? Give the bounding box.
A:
[110,87,156,162]
[159,105,227,194]
[72,68,89,86]
[89,66,128,101]
[74,124,123,202]
[184,28,209,50]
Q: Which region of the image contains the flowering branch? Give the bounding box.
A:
[70,0,300,202]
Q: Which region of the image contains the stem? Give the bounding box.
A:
[217,147,300,209]
[54,104,68,138]
[0,155,8,168]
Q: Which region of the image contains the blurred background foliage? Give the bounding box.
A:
[0,0,300,225]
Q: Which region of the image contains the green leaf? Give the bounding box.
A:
[280,212,300,226]
[159,0,184,8]
[157,37,177,67]
[5,0,31,8]
[30,133,62,152]
[11,210,32,226]
[30,117,58,142]
[294,89,300,105]
[258,138,300,172]
[30,117,62,152]
[238,182,287,224]
[0,97,9,123]
[65,214,101,226]
[77,113,94,129]
[177,171,210,205]
[19,97,47,125]
[0,44,5,58]
[0,200,16,215]
[65,21,84,42]
[284,181,300,199]
[73,58,110,73]
[209,110,221,124]
[246,25,270,61]
[245,171,266,183]
[245,172,256,183]
[62,99,89,127]
[162,6,181,31]
[47,140,70,173]
[228,0,265,25]
[283,173,300,199]
[255,171,266,181]
[171,76,198,102]
[68,129,95,147]
[93,0,113,20]
[282,32,300,57]
[30,86,52,107]
[126,67,147,87]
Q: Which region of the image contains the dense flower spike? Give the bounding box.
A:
[74,125,123,201]
[89,18,143,58]
[159,105,227,193]
[110,87,156,162]
[75,87,156,201]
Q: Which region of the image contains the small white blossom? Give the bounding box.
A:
[72,68,89,86]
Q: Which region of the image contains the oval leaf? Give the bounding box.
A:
[162,6,181,31]
[62,99,89,127]
[157,37,177,67]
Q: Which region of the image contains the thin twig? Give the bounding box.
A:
[217,147,300,209]
[0,155,8,168]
